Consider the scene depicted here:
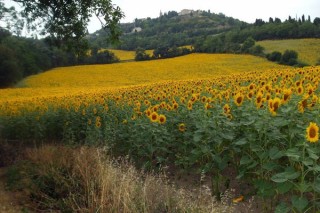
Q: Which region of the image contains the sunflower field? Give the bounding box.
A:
[0,53,319,212]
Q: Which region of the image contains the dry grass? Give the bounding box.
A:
[10,145,235,213]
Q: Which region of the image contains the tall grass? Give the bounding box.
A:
[8,145,234,212]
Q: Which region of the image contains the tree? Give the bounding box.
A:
[0,45,22,87]
[241,37,255,53]
[135,48,151,61]
[0,0,24,35]
[314,17,320,26]
[281,50,298,66]
[12,0,124,51]
[266,51,282,62]
[95,50,119,64]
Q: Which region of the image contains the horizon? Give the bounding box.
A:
[2,0,320,34]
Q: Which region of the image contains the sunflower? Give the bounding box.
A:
[145,108,152,117]
[282,88,292,104]
[269,97,281,116]
[159,114,166,124]
[187,101,193,110]
[255,92,263,108]
[297,86,304,95]
[234,93,244,107]
[178,123,186,132]
[306,122,319,143]
[204,102,212,110]
[150,112,159,123]
[201,96,207,103]
[95,121,101,128]
[172,102,179,110]
[223,104,231,115]
[247,91,254,100]
[272,97,281,112]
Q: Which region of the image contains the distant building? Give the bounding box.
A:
[131,27,142,33]
[179,9,194,16]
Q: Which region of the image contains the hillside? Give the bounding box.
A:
[88,10,244,50]
[257,38,320,65]
[1,54,286,102]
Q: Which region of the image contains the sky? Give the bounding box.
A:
[3,0,320,33]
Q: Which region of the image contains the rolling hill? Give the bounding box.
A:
[257,38,320,65]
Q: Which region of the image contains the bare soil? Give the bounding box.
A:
[0,168,29,213]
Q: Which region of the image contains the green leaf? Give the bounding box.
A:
[312,165,320,172]
[271,174,288,183]
[254,179,275,197]
[234,138,247,145]
[240,156,252,165]
[219,131,234,140]
[285,148,301,161]
[302,158,313,166]
[296,182,311,193]
[307,147,319,160]
[262,161,280,171]
[291,196,308,212]
[247,161,258,169]
[314,177,320,193]
[269,146,284,160]
[271,169,300,183]
[273,117,290,127]
[193,132,203,142]
[276,182,293,194]
[275,202,290,213]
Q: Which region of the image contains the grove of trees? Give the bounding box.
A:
[0,0,123,87]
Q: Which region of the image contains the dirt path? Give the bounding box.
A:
[0,168,29,213]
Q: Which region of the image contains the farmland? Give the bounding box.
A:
[0,53,319,211]
[257,38,320,65]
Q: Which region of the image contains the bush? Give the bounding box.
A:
[280,50,298,66]
[135,47,151,61]
[266,51,282,62]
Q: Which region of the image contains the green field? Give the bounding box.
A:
[257,38,320,65]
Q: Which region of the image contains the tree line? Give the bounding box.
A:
[0,29,119,88]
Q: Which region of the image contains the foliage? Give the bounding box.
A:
[0,53,319,211]
[12,0,123,49]
[280,50,298,66]
[89,10,244,50]
[266,51,282,62]
[135,47,151,61]
[0,44,22,87]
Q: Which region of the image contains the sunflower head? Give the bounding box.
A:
[306,122,319,143]
[178,123,186,132]
[223,104,231,114]
[150,112,159,123]
[234,93,244,107]
[159,114,166,124]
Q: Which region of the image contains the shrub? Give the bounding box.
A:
[280,50,298,65]
[266,51,282,62]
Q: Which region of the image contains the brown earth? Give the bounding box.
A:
[0,168,29,213]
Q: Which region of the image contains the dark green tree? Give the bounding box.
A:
[135,47,151,61]
[12,0,124,51]
[241,37,255,53]
[95,50,119,64]
[266,51,282,62]
[0,45,22,87]
[281,50,298,66]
